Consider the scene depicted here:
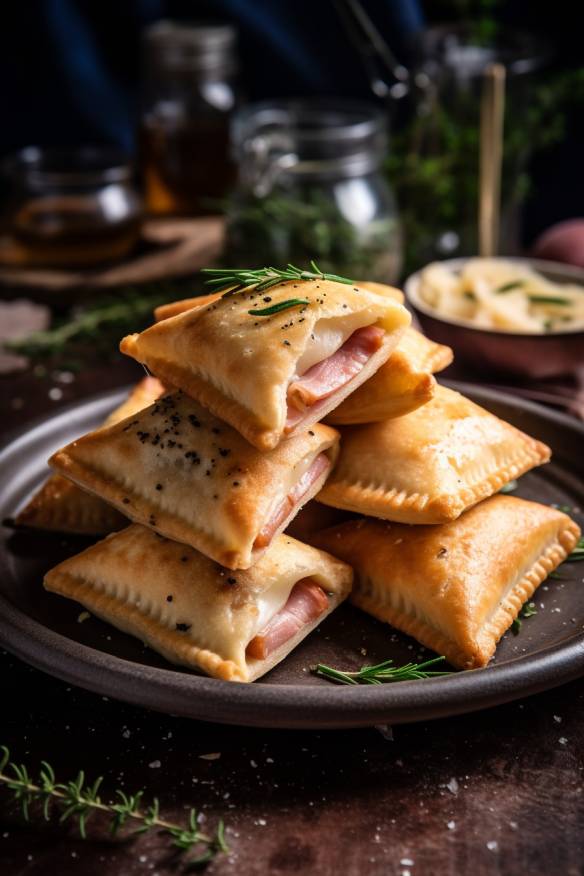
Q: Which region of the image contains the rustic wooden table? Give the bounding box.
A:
[1,357,583,876]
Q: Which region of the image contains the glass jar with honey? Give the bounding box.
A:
[140,20,240,216]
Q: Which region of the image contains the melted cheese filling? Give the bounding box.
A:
[251,576,299,639]
[294,314,374,378]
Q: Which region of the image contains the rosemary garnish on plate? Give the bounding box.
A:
[512,601,538,635]
[201,261,354,295]
[313,655,450,685]
[0,746,227,867]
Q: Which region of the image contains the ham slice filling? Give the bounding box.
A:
[246,577,329,661]
[286,325,385,430]
[253,452,331,550]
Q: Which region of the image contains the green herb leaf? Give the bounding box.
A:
[0,745,227,866]
[528,294,571,306]
[248,298,309,316]
[512,601,538,635]
[313,655,450,685]
[202,261,353,297]
[496,280,525,293]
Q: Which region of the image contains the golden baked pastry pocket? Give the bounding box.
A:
[44,526,353,682]
[153,281,403,324]
[122,277,410,450]
[326,328,453,424]
[13,376,165,535]
[319,384,550,523]
[49,391,339,569]
[315,496,580,669]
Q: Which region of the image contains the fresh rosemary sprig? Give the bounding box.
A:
[202,261,354,295]
[248,298,309,316]
[313,655,450,685]
[0,746,227,867]
[512,601,538,635]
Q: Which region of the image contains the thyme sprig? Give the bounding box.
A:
[202,261,354,296]
[0,746,227,868]
[313,655,450,685]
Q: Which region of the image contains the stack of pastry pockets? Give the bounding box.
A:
[14,377,165,535]
[45,526,352,682]
[120,278,411,450]
[40,267,573,681]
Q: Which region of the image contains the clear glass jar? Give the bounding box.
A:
[140,20,240,216]
[2,146,142,267]
[389,25,549,273]
[226,101,402,283]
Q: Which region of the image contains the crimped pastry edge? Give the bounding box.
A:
[318,441,551,524]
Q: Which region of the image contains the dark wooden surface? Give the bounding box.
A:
[1,359,583,876]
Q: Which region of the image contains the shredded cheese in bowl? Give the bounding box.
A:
[417,258,584,333]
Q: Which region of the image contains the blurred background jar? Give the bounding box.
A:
[388,24,550,274]
[225,100,402,283]
[1,147,142,268]
[140,20,240,216]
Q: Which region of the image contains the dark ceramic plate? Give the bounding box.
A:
[0,383,583,729]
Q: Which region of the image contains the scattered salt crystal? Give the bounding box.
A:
[199,752,221,761]
[257,818,266,826]
[553,715,562,724]
[447,821,456,830]
[446,777,459,795]
[266,757,274,763]
[250,759,258,768]
[559,737,568,745]
[487,841,499,852]
[400,858,414,866]
[148,760,161,768]
[509,821,518,830]
[48,387,63,401]
[122,729,131,738]
[139,855,148,863]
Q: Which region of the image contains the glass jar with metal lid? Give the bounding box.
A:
[225,100,402,282]
[140,20,240,215]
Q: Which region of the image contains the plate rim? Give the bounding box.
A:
[1,381,583,729]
